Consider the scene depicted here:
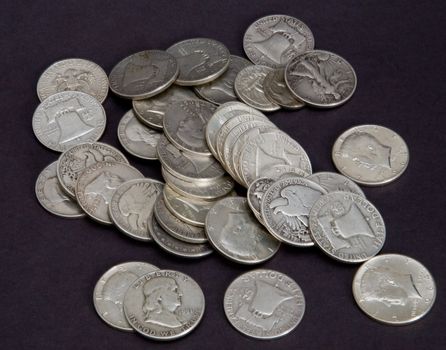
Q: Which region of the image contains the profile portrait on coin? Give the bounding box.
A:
[85,171,124,205]
[175,113,207,149]
[126,121,160,147]
[44,176,71,204]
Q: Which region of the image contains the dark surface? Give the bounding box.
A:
[1,1,445,349]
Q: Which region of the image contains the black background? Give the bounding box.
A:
[1,1,445,349]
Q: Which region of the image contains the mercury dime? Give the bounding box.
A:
[224,269,305,339]
[194,55,252,105]
[37,58,109,103]
[167,38,230,86]
[117,110,161,160]
[285,50,357,108]
[309,191,385,263]
[75,161,143,224]
[247,177,275,220]
[35,161,85,218]
[124,269,206,340]
[264,68,304,109]
[332,125,409,186]
[132,86,197,130]
[352,254,436,325]
[234,65,280,111]
[93,262,159,331]
[32,91,106,152]
[109,179,164,241]
[57,142,128,198]
[109,50,178,100]
[261,177,327,247]
[308,172,365,196]
[244,15,314,68]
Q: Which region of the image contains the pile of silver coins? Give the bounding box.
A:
[33,14,436,341]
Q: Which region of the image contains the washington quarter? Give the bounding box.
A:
[308,172,365,196]
[264,68,304,109]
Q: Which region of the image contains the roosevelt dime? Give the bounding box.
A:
[264,68,304,109]
[308,172,365,196]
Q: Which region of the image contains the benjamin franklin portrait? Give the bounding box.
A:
[175,114,206,149]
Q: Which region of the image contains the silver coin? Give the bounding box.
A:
[35,161,85,218]
[109,179,164,241]
[247,177,275,220]
[224,269,305,339]
[332,125,409,186]
[57,142,128,198]
[309,191,385,263]
[244,14,314,68]
[153,195,207,244]
[32,91,106,152]
[206,197,280,264]
[75,161,143,224]
[352,254,436,325]
[167,38,230,86]
[234,65,281,111]
[194,55,252,105]
[37,58,109,103]
[109,50,178,100]
[117,110,161,160]
[263,68,304,109]
[261,177,327,246]
[285,50,357,108]
[308,172,365,196]
[262,165,308,180]
[93,261,159,331]
[132,86,197,130]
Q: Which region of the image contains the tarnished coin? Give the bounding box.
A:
[332,125,409,186]
[32,91,106,152]
[264,68,304,109]
[309,191,385,263]
[234,65,281,112]
[124,269,206,340]
[285,50,357,108]
[261,177,327,246]
[109,179,164,241]
[132,86,197,130]
[37,58,109,103]
[117,110,161,160]
[224,269,305,339]
[93,262,159,331]
[57,142,128,198]
[35,161,85,218]
[247,177,275,220]
[109,50,178,100]
[206,197,280,264]
[244,14,314,68]
[167,38,230,86]
[308,172,365,196]
[353,254,436,325]
[194,55,252,105]
[75,161,143,224]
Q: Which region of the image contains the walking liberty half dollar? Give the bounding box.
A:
[352,254,436,325]
[224,269,305,339]
[123,270,205,340]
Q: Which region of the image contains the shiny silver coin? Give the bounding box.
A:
[332,125,409,186]
[309,191,385,263]
[247,177,275,220]
[109,179,164,241]
[117,110,161,160]
[234,65,281,112]
[35,161,85,218]
[244,14,314,68]
[264,68,304,109]
[109,50,178,100]
[224,269,305,339]
[75,161,143,224]
[57,142,128,198]
[32,91,106,152]
[308,172,365,196]
[167,38,230,86]
[132,86,197,130]
[205,197,280,264]
[93,261,159,331]
[194,55,252,105]
[285,50,357,108]
[37,58,109,103]
[153,195,207,244]
[261,177,327,246]
[352,254,436,325]
[124,269,206,340]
